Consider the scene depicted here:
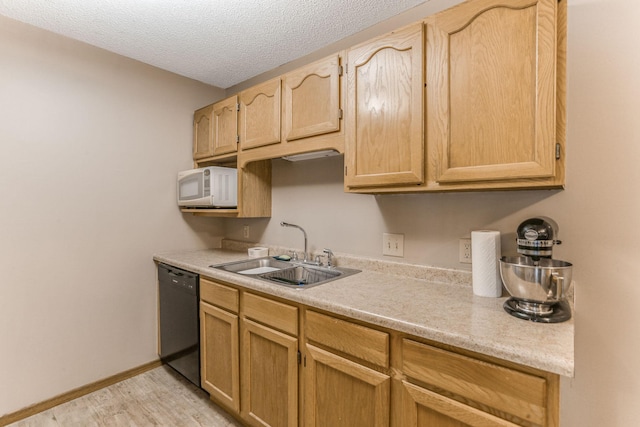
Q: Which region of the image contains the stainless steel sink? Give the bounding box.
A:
[210,257,360,288]
[213,257,293,274]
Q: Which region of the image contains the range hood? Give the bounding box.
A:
[281,149,341,162]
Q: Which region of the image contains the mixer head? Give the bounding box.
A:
[516,217,561,259]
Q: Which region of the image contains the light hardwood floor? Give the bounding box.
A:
[8,366,244,426]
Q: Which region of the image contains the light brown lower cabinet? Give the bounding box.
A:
[303,309,391,427]
[303,344,390,427]
[241,293,299,427]
[401,339,559,427]
[401,381,519,427]
[199,279,240,413]
[198,277,559,427]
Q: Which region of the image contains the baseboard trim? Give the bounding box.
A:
[0,359,162,426]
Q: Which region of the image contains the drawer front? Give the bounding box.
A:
[200,277,239,313]
[243,292,298,336]
[402,339,547,425]
[305,310,389,368]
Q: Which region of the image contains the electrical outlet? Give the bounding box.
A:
[459,238,472,263]
[383,233,404,257]
[243,225,250,239]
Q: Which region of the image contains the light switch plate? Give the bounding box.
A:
[383,233,404,257]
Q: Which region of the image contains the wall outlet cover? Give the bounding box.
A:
[459,238,472,263]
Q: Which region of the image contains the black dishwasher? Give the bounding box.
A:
[158,263,200,387]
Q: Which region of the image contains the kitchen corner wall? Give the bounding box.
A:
[0,16,225,415]
[225,0,640,425]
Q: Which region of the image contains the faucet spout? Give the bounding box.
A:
[281,221,308,262]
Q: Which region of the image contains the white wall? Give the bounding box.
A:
[0,16,225,415]
[225,0,640,424]
[227,158,566,266]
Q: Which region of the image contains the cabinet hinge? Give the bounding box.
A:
[297,351,301,365]
[344,166,347,176]
[345,63,348,74]
[556,143,561,160]
[236,135,240,144]
[338,65,344,76]
[338,109,343,120]
[236,103,240,112]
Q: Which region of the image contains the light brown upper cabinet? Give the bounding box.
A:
[193,0,565,195]
[425,0,565,190]
[212,95,239,157]
[193,98,238,160]
[239,78,281,151]
[283,54,343,143]
[193,104,214,160]
[344,23,425,190]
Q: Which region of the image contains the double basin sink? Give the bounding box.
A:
[211,256,360,289]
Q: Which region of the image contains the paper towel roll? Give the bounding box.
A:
[248,247,269,258]
[471,230,502,297]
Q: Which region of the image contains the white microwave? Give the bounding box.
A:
[177,166,238,208]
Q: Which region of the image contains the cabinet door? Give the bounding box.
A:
[212,95,239,156]
[426,0,558,184]
[240,78,281,150]
[402,339,551,426]
[304,344,390,427]
[241,318,298,427]
[193,104,214,159]
[283,54,342,142]
[345,23,424,189]
[200,301,240,412]
[401,381,519,427]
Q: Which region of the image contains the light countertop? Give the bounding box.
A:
[153,248,574,377]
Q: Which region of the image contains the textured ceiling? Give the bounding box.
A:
[0,0,427,89]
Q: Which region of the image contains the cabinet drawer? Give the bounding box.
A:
[305,310,389,368]
[243,292,298,336]
[402,339,547,425]
[200,277,239,313]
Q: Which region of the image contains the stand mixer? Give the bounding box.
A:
[499,218,573,323]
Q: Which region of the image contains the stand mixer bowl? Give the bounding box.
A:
[499,256,573,311]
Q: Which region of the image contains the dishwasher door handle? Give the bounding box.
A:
[167,269,184,277]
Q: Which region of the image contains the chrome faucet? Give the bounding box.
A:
[323,248,335,268]
[280,222,309,263]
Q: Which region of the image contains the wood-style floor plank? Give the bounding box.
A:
[8,366,243,426]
